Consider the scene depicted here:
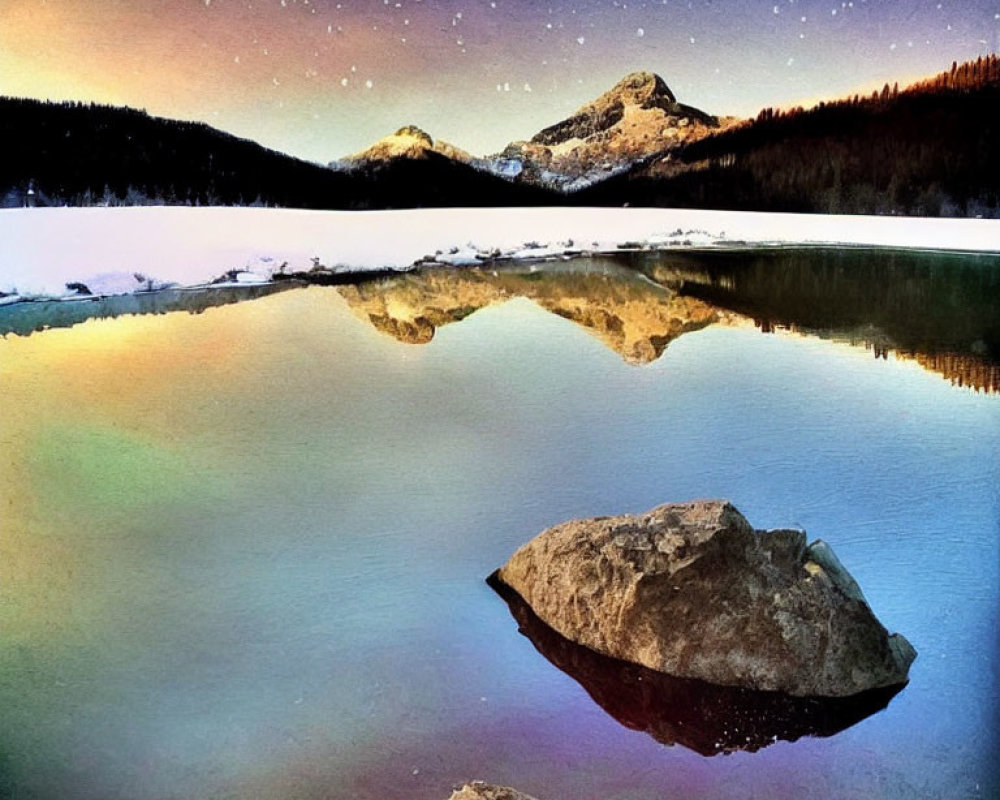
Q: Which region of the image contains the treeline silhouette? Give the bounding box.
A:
[578,55,1000,216]
[627,246,1000,392]
[3,55,997,215]
[0,98,554,209]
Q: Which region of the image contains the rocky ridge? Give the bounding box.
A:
[448,783,541,800]
[332,72,736,189]
[489,71,735,189]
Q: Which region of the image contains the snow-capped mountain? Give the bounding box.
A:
[329,73,735,191]
[6,58,994,215]
[484,71,737,190]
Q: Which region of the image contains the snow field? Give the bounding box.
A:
[1,206,997,300]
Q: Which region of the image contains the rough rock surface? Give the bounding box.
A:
[333,73,738,189]
[448,782,542,800]
[494,500,916,697]
[530,72,711,146]
[494,72,737,188]
[490,573,905,755]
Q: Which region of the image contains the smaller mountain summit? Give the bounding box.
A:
[492,71,735,190]
[334,125,472,167]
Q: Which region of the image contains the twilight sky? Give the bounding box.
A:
[1,0,998,163]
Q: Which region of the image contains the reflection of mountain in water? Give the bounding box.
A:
[630,248,1000,393]
[0,283,300,337]
[5,249,996,393]
[489,575,904,756]
[337,261,724,364]
[337,250,1000,391]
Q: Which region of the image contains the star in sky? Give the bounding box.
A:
[0,0,997,161]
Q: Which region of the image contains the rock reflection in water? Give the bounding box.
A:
[487,574,906,757]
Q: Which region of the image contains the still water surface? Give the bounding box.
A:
[1,252,997,800]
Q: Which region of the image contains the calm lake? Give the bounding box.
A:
[1,249,997,800]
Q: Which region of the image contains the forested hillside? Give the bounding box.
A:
[0,99,554,209]
[3,56,997,216]
[577,56,1000,216]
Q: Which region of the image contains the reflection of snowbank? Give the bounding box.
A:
[1,206,997,300]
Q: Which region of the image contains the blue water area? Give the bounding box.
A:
[0,256,997,800]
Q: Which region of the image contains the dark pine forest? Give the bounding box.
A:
[1,56,997,216]
[0,99,554,210]
[578,55,1000,217]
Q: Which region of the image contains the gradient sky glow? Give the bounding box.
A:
[1,0,998,162]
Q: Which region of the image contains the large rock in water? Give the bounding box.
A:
[492,501,915,697]
[488,574,906,754]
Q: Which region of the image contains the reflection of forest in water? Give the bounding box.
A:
[630,248,1000,393]
[338,248,1000,393]
[0,282,297,337]
[4,247,998,392]
[336,249,1000,392]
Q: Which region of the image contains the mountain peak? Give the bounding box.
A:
[493,70,729,189]
[339,125,472,165]
[607,71,677,108]
[392,125,434,146]
[531,70,698,147]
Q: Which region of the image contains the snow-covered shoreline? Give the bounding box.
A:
[1,206,998,301]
